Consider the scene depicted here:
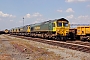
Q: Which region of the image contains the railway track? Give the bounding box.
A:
[9,34,90,53]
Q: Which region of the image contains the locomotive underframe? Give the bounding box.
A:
[10,31,69,41]
[77,34,90,42]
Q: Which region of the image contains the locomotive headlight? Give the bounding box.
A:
[87,36,90,40]
[88,38,89,40]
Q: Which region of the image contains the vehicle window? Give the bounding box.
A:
[63,23,68,27]
[31,27,34,31]
[13,29,14,31]
[16,29,17,31]
[29,27,30,29]
[57,22,62,27]
[19,29,20,31]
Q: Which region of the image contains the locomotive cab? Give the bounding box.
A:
[55,18,70,40]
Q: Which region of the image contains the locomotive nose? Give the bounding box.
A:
[56,27,69,36]
[56,28,64,36]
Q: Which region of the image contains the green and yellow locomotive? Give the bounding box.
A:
[30,18,70,40]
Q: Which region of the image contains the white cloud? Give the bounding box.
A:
[76,15,90,23]
[65,0,89,3]
[25,14,31,18]
[78,15,89,19]
[65,0,74,2]
[87,4,90,7]
[66,15,90,24]
[66,14,74,19]
[24,12,42,18]
[66,8,74,13]
[57,10,63,12]
[23,13,45,25]
[0,11,15,18]
[32,12,42,17]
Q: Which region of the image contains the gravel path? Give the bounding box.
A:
[0,35,32,60]
[1,34,90,60]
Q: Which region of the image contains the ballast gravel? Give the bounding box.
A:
[0,34,90,60]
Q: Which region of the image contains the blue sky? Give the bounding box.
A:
[0,0,90,30]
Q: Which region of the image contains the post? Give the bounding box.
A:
[23,17,24,26]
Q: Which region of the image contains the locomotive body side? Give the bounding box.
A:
[30,21,53,32]
[29,21,54,38]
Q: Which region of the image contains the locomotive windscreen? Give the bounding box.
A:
[57,21,62,27]
[57,18,69,27]
[63,22,68,27]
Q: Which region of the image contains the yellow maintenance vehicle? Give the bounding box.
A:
[77,26,90,41]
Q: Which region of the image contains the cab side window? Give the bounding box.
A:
[31,27,34,31]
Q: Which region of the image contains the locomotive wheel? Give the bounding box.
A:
[61,37,66,41]
[56,36,61,41]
